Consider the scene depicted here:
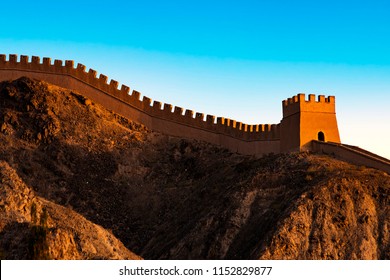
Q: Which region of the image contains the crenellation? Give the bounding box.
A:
[163,103,173,113]
[72,64,86,81]
[206,114,215,124]
[216,117,224,125]
[283,93,335,106]
[220,118,229,135]
[152,100,162,110]
[20,55,28,65]
[27,58,37,71]
[54,59,63,67]
[261,125,270,140]
[114,84,131,103]
[174,106,183,115]
[99,74,108,84]
[85,69,97,86]
[54,59,63,74]
[76,63,86,72]
[31,56,40,65]
[9,54,18,64]
[222,118,230,127]
[185,109,194,118]
[142,96,152,105]
[131,90,141,101]
[109,79,119,90]
[195,112,204,122]
[88,69,97,79]
[224,120,233,133]
[65,60,74,69]
[97,74,109,92]
[120,85,130,95]
[234,122,244,138]
[327,96,335,103]
[259,124,265,132]
[43,57,52,67]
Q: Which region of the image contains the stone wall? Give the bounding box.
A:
[0,54,280,155]
[311,141,390,174]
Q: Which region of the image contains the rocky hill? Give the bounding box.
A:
[0,160,141,260]
[0,77,388,259]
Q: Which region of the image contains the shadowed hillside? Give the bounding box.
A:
[0,77,388,259]
[0,160,141,260]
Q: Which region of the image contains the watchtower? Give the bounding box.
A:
[280,94,341,152]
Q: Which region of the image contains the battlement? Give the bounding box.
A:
[282,93,335,106]
[282,93,336,118]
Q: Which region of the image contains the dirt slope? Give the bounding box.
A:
[0,160,141,259]
[0,77,388,259]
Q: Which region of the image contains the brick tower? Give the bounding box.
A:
[280,94,341,152]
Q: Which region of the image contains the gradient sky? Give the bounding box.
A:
[1,0,389,158]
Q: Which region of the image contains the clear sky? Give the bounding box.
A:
[1,0,389,158]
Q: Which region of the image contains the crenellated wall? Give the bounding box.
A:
[0,54,281,155]
[2,54,388,172]
[280,93,341,152]
[282,93,336,118]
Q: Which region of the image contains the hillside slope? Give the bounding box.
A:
[0,160,141,259]
[0,77,388,259]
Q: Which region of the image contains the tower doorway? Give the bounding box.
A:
[318,131,325,142]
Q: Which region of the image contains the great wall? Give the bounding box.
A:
[1,54,389,173]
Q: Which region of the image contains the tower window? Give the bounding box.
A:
[318,131,325,142]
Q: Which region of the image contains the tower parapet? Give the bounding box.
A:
[282,93,336,118]
[281,93,340,152]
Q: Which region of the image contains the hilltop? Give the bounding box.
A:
[0,77,388,259]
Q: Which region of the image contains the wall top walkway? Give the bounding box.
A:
[311,140,390,174]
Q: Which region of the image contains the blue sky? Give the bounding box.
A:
[1,0,389,158]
